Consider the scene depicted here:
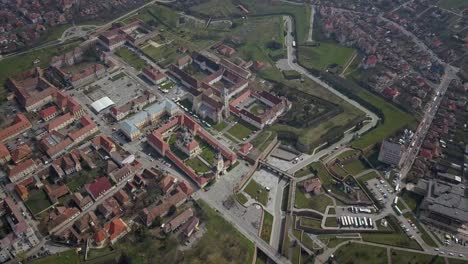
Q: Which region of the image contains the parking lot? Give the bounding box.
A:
[86,71,146,106]
[366,177,398,208]
[333,206,377,230]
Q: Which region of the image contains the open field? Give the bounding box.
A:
[390,249,445,264]
[239,0,311,44]
[190,0,241,17]
[261,211,274,242]
[437,0,467,13]
[334,243,388,264]
[300,217,322,229]
[361,231,421,250]
[294,189,333,213]
[269,78,365,153]
[27,250,80,264]
[186,157,211,174]
[400,189,424,212]
[351,88,415,149]
[115,48,147,70]
[342,159,369,175]
[244,179,269,206]
[318,234,358,248]
[141,44,179,67]
[25,189,53,215]
[236,192,248,204]
[298,43,356,70]
[227,120,256,140]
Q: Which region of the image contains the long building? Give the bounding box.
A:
[119,99,179,141]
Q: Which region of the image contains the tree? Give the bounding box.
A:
[168,205,177,216]
[118,252,132,264]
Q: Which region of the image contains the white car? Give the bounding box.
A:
[434,248,439,251]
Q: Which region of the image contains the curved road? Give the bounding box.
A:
[278,15,379,174]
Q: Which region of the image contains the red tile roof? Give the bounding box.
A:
[8,159,36,178]
[11,143,32,163]
[85,177,112,200]
[0,114,32,142]
[40,106,58,119]
[94,229,107,244]
[0,143,10,159]
[143,66,166,81]
[46,112,73,132]
[105,218,128,242]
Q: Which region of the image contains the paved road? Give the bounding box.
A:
[399,67,457,178]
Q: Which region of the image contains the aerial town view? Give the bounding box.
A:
[0,0,467,263]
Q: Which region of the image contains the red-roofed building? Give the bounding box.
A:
[46,113,74,132]
[68,116,98,142]
[8,159,37,183]
[15,184,29,201]
[85,177,112,201]
[363,55,378,69]
[94,229,107,247]
[420,149,433,159]
[40,106,59,121]
[178,181,194,196]
[11,143,32,164]
[142,188,187,226]
[382,87,399,100]
[92,135,116,154]
[105,218,129,244]
[217,44,236,57]
[0,114,32,143]
[143,66,167,85]
[0,143,11,165]
[239,142,253,155]
[301,178,322,195]
[160,174,177,194]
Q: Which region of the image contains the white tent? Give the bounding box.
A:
[91,96,115,113]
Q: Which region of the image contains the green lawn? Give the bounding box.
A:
[294,189,333,213]
[334,242,388,264]
[186,157,211,174]
[361,232,421,250]
[213,121,229,131]
[318,234,358,248]
[358,171,379,182]
[227,121,255,140]
[342,159,369,175]
[141,44,179,67]
[239,0,311,44]
[110,72,126,81]
[390,249,445,264]
[200,146,216,165]
[298,43,355,70]
[325,217,338,227]
[250,104,267,115]
[190,0,241,17]
[27,250,80,264]
[66,167,101,192]
[269,78,365,153]
[400,190,424,212]
[115,48,147,70]
[260,211,274,242]
[25,189,53,215]
[244,179,269,206]
[300,217,322,229]
[351,88,415,149]
[236,192,248,204]
[438,0,467,13]
[250,130,277,152]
